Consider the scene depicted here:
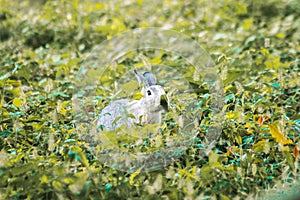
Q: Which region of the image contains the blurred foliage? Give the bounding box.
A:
[0,0,299,199]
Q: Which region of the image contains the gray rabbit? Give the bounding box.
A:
[97,69,168,130]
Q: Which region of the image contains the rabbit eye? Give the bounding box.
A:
[147,90,152,96]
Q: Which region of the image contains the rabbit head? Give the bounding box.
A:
[134,69,168,113]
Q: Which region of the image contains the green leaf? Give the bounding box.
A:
[283,151,294,169]
[105,183,112,194]
[76,152,89,167]
[9,112,22,117]
[225,94,235,103]
[271,82,280,89]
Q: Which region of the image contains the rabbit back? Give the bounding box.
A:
[97,99,145,130]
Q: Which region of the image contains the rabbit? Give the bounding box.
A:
[97,69,168,131]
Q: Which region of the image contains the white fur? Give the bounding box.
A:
[97,70,167,131]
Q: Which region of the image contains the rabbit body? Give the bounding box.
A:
[97,70,167,131]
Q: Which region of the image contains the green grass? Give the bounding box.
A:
[0,0,299,199]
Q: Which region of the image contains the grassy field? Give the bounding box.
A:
[0,0,299,199]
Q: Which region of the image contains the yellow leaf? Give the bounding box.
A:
[208,152,223,169]
[83,20,89,29]
[7,79,22,86]
[243,18,253,30]
[220,194,230,200]
[260,48,269,55]
[226,111,240,120]
[32,123,43,130]
[264,55,280,70]
[150,56,162,65]
[282,146,290,152]
[77,152,89,167]
[57,101,68,116]
[94,3,103,10]
[245,122,254,134]
[179,168,197,181]
[67,128,76,135]
[235,135,242,145]
[132,92,144,100]
[276,33,285,39]
[63,177,74,184]
[254,140,266,153]
[268,122,292,145]
[52,180,62,190]
[40,175,49,184]
[129,168,141,186]
[13,98,22,108]
[224,85,233,93]
[209,151,219,164]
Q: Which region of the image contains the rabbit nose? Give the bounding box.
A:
[160,94,169,112]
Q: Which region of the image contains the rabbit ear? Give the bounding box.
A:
[134,69,144,86]
[134,69,157,87]
[143,72,157,86]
